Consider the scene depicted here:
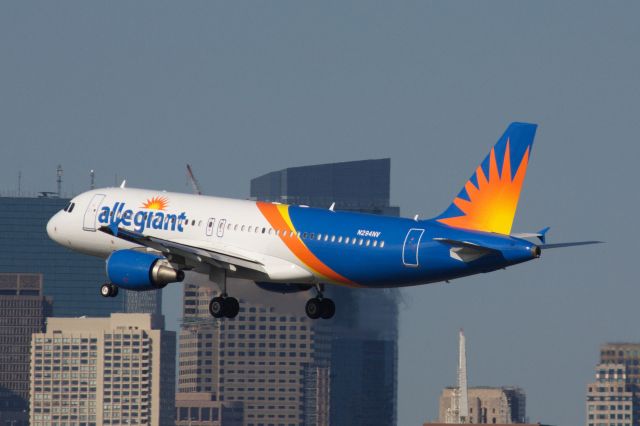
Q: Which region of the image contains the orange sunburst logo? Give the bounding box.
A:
[141,196,169,211]
[438,140,530,235]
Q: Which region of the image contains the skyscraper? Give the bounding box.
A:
[0,195,161,316]
[586,363,633,426]
[438,387,527,424]
[590,343,640,426]
[251,158,400,426]
[0,273,52,426]
[0,195,122,316]
[178,277,326,426]
[30,313,176,426]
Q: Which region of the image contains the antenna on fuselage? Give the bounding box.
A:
[120,180,127,189]
[329,202,335,212]
[90,170,95,190]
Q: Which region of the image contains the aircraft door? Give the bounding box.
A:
[206,218,216,236]
[83,194,106,231]
[217,219,227,237]
[402,228,424,267]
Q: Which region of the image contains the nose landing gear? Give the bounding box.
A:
[100,283,119,298]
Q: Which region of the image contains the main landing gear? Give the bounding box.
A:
[208,269,240,319]
[100,283,119,298]
[305,284,335,320]
[209,296,240,319]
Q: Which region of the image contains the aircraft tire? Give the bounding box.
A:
[320,298,335,319]
[224,297,240,318]
[100,283,113,298]
[209,297,226,318]
[305,298,322,319]
[109,285,119,297]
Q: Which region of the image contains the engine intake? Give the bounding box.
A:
[107,249,184,291]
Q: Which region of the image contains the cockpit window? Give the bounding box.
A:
[67,203,75,213]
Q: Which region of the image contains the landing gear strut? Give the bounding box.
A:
[208,269,240,319]
[100,283,119,298]
[305,284,335,320]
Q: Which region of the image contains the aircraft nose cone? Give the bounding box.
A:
[46,214,60,242]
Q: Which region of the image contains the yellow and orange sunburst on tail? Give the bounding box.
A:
[437,139,530,235]
[141,196,169,211]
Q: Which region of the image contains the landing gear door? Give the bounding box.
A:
[402,228,424,267]
[206,218,216,237]
[83,194,106,231]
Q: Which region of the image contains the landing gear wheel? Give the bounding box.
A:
[320,298,335,319]
[305,298,322,319]
[100,283,112,298]
[109,285,119,297]
[223,297,240,319]
[100,283,118,298]
[209,297,226,318]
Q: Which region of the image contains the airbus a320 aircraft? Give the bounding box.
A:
[47,123,598,320]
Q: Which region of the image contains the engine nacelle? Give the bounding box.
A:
[254,282,314,294]
[106,249,184,291]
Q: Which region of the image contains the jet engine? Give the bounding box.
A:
[106,249,184,291]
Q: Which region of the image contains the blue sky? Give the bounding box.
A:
[1,2,639,424]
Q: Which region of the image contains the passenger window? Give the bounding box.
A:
[227,223,232,230]
[248,226,252,232]
[255,227,259,233]
[366,240,370,247]
[344,237,349,244]
[268,228,273,235]
[309,233,314,239]
[373,240,378,247]
[262,227,266,234]
[302,232,308,239]
[234,224,239,231]
[380,241,385,248]
[359,239,363,246]
[331,236,335,242]
[352,238,357,245]
[324,235,329,242]
[192,220,196,226]
[198,220,202,226]
[317,234,322,241]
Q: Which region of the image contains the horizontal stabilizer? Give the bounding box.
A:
[540,241,603,249]
[512,226,550,244]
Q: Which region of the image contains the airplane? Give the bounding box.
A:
[46,122,599,320]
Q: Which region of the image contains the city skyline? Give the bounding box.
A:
[1,2,637,425]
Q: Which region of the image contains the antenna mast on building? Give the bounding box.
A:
[56,165,63,197]
[90,169,95,190]
[18,171,21,195]
[445,329,469,423]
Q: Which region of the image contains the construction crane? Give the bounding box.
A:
[186,164,203,195]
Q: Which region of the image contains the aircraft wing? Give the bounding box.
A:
[99,226,267,274]
[433,238,500,263]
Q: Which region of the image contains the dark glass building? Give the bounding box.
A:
[0,273,51,426]
[0,195,125,317]
[251,158,400,426]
